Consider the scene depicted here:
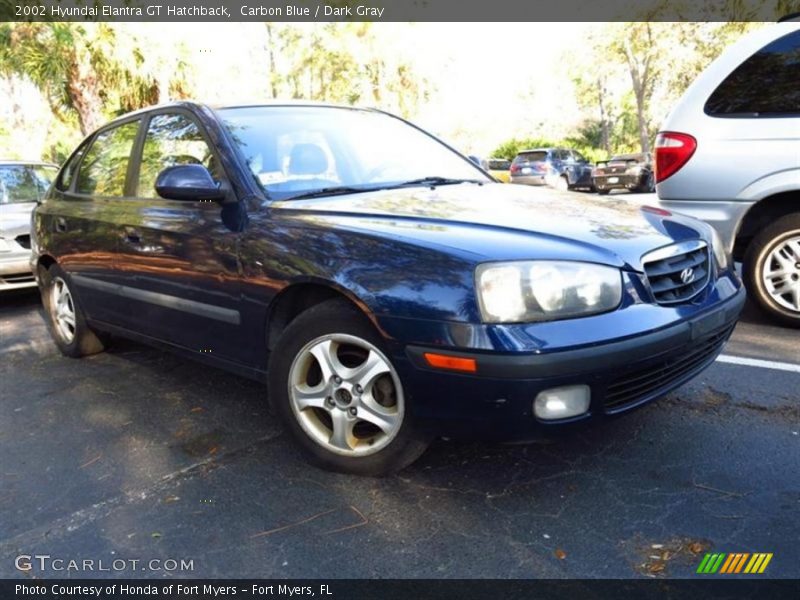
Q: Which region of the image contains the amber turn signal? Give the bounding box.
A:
[423,353,477,373]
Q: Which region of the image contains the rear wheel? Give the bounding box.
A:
[743,213,800,328]
[40,264,107,357]
[554,176,569,192]
[635,171,655,193]
[268,299,430,475]
[597,188,610,196]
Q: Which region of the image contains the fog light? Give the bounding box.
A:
[534,385,591,420]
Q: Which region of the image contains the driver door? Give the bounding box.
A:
[112,110,246,364]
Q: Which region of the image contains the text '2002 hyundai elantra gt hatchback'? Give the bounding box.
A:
[31,103,745,475]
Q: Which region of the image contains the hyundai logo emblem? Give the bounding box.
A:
[680,267,695,284]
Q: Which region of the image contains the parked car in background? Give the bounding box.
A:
[509,148,594,191]
[32,102,744,475]
[593,153,655,195]
[0,160,58,290]
[486,158,511,182]
[656,19,800,327]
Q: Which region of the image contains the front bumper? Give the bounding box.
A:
[0,246,36,290]
[395,286,745,440]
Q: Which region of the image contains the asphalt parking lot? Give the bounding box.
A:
[1,200,798,579]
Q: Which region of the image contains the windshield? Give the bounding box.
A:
[217,106,488,200]
[0,165,57,204]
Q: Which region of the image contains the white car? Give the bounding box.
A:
[0,161,58,290]
[655,18,800,327]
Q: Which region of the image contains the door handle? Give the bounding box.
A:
[124,228,142,244]
[55,217,67,233]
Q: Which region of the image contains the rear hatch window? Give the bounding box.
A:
[514,151,548,164]
[705,30,800,117]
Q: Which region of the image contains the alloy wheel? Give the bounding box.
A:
[51,277,77,343]
[761,234,800,313]
[287,333,404,456]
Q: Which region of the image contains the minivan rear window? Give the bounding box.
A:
[515,151,548,163]
[705,30,800,117]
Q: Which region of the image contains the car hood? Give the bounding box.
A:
[272,183,706,271]
[0,202,35,237]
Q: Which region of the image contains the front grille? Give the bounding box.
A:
[643,240,710,305]
[15,234,31,249]
[604,324,733,411]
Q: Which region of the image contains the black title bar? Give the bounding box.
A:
[4,579,800,600]
[2,0,800,22]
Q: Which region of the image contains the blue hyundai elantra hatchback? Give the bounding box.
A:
[31,102,745,474]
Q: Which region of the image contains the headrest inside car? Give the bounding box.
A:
[288,144,328,176]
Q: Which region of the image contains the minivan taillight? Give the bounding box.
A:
[654,132,697,183]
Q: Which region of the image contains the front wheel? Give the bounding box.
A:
[268,299,430,475]
[743,213,800,328]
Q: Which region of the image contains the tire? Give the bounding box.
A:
[742,213,800,328]
[635,171,655,193]
[40,264,107,357]
[268,298,430,475]
[597,188,610,196]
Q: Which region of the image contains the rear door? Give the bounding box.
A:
[43,119,142,324]
[112,110,246,363]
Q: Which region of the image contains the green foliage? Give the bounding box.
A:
[491,138,557,161]
[264,23,430,118]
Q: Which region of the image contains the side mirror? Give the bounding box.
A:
[155,164,225,202]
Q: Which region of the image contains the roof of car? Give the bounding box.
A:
[87,100,384,135]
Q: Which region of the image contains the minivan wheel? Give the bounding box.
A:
[40,264,107,356]
[268,299,430,475]
[743,213,800,328]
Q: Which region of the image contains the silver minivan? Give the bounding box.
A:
[656,20,800,327]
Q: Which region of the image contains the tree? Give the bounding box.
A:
[262,23,431,117]
[0,23,193,136]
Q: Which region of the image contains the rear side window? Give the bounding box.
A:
[705,30,800,117]
[57,139,91,192]
[76,120,140,197]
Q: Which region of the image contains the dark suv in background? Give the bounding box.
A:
[509,148,594,191]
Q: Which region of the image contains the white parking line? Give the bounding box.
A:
[717,354,800,374]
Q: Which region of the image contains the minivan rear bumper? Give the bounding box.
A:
[655,199,755,254]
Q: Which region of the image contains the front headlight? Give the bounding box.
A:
[475,261,623,323]
[708,227,729,271]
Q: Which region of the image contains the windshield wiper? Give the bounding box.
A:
[390,176,485,188]
[282,185,375,201]
[280,177,484,202]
